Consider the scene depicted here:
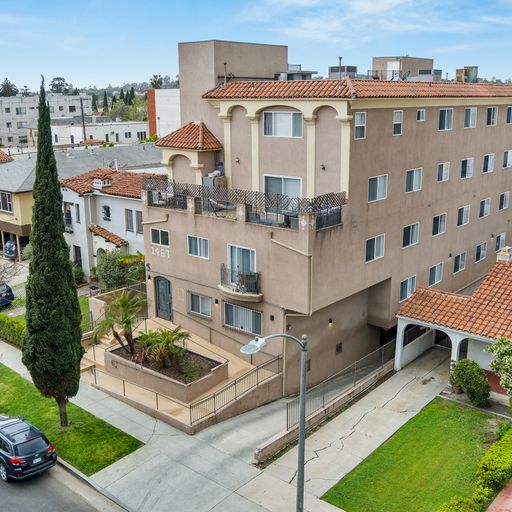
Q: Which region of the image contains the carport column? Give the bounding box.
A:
[449,332,465,362]
[219,113,232,187]
[394,317,408,371]
[304,116,316,198]
[248,114,260,192]
[0,231,4,258]
[16,234,21,263]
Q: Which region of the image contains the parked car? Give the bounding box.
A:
[3,240,16,260]
[0,283,14,308]
[0,415,57,482]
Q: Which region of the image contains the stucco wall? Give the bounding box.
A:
[230,106,252,190]
[467,339,494,371]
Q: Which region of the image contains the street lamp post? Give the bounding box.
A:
[240,333,308,512]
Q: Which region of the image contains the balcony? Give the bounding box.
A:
[218,263,263,303]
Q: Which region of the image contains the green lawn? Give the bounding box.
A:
[0,363,142,476]
[322,398,495,512]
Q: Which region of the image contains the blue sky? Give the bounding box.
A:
[2,0,512,89]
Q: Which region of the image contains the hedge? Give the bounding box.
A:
[0,313,26,349]
[436,497,479,512]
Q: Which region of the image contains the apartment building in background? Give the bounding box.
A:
[147,88,181,138]
[141,40,512,395]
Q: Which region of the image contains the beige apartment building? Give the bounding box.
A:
[141,41,512,394]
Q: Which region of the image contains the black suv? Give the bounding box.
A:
[0,414,57,481]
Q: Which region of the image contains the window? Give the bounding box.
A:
[507,106,512,124]
[224,303,262,335]
[417,109,425,122]
[365,234,385,262]
[73,246,82,268]
[6,122,11,128]
[69,105,76,113]
[476,242,487,262]
[399,276,416,302]
[0,191,13,213]
[70,135,74,144]
[393,110,403,135]
[368,174,388,202]
[263,111,303,137]
[432,213,447,236]
[124,132,131,138]
[188,235,209,259]
[151,228,169,247]
[354,112,366,139]
[499,192,509,211]
[4,107,10,114]
[486,106,498,126]
[16,121,27,129]
[402,223,419,248]
[15,107,26,115]
[503,150,512,168]
[125,209,134,231]
[7,137,13,142]
[135,211,143,233]
[75,203,80,223]
[483,154,495,173]
[54,134,58,143]
[496,233,506,251]
[228,244,255,273]
[102,205,111,221]
[437,162,450,182]
[453,252,467,273]
[264,175,301,199]
[457,205,470,226]
[189,293,211,318]
[464,107,477,128]
[405,168,422,192]
[460,158,474,179]
[479,198,491,218]
[429,262,443,286]
[58,106,64,111]
[438,108,453,130]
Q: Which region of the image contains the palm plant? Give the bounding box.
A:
[118,251,145,281]
[138,326,190,369]
[93,291,147,355]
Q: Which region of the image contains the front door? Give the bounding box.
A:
[155,277,172,320]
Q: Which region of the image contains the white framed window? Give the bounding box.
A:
[224,302,262,335]
[432,213,447,236]
[102,205,111,221]
[417,109,425,122]
[438,108,453,131]
[0,191,13,213]
[354,112,366,139]
[75,203,80,224]
[503,150,512,168]
[17,121,28,129]
[486,106,498,126]
[429,262,443,286]
[365,234,385,262]
[479,198,491,218]
[437,162,450,182]
[475,242,487,262]
[460,158,474,179]
[464,107,477,128]
[189,293,212,318]
[405,168,422,193]
[507,106,512,125]
[264,175,301,198]
[368,174,388,202]
[135,211,143,234]
[393,110,403,136]
[125,209,134,232]
[263,111,303,138]
[228,244,256,274]
[499,192,509,211]
[402,222,419,248]
[496,233,506,252]
[483,154,494,173]
[399,276,416,302]
[457,205,470,226]
[188,235,209,259]
[453,252,467,273]
[15,107,26,115]
[151,228,169,247]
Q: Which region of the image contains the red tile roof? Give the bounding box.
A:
[0,150,13,162]
[156,122,222,150]
[203,78,512,100]
[89,225,127,247]
[60,168,161,199]
[398,258,512,340]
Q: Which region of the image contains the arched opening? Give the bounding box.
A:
[96,248,106,260]
[155,276,172,321]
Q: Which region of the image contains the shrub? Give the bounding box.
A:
[497,422,512,440]
[96,250,128,290]
[72,265,85,286]
[452,359,490,407]
[22,242,32,260]
[0,314,26,348]
[436,497,479,512]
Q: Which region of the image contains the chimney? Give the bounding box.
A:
[497,246,512,263]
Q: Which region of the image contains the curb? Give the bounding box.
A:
[57,458,134,512]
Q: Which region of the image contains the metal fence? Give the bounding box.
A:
[220,264,261,294]
[286,340,396,430]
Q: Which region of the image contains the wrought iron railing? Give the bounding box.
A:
[220,263,261,294]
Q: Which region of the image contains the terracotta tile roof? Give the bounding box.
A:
[0,150,13,162]
[203,78,512,100]
[89,225,127,247]
[156,122,222,150]
[60,168,161,199]
[398,259,512,340]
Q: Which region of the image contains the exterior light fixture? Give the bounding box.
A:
[328,318,333,325]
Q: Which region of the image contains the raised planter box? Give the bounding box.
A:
[104,348,228,403]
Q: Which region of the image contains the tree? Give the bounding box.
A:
[111,94,117,106]
[0,78,18,97]
[96,249,128,289]
[487,337,512,397]
[93,291,147,355]
[150,74,163,89]
[91,93,98,112]
[119,89,125,103]
[128,87,135,105]
[20,85,31,97]
[102,91,109,114]
[118,251,145,281]
[70,88,79,95]
[49,77,69,94]
[22,78,83,428]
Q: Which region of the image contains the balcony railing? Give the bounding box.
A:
[220,263,261,294]
[143,178,346,231]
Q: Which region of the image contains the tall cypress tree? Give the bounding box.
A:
[128,87,135,105]
[102,90,109,114]
[91,93,98,112]
[22,78,83,427]
[119,88,125,103]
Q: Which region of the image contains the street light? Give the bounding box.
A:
[240,333,308,512]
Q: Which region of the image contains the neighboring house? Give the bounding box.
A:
[60,168,161,277]
[0,150,13,163]
[141,39,512,395]
[147,88,180,138]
